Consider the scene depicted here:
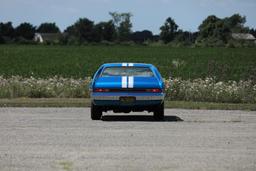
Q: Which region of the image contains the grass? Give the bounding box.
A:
[0,98,255,111]
[0,45,256,80]
[58,161,73,171]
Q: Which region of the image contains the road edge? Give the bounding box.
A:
[0,98,255,111]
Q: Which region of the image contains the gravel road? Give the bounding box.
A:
[0,108,256,171]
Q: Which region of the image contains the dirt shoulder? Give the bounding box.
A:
[0,98,255,111]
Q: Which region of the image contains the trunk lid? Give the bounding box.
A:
[94,76,161,89]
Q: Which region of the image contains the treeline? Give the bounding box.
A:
[0,12,256,47]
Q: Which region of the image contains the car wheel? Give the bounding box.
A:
[91,103,102,120]
[153,102,164,121]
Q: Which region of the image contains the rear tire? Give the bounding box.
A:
[153,102,164,121]
[91,103,102,120]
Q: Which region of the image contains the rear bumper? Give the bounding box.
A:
[93,100,163,106]
[91,92,164,106]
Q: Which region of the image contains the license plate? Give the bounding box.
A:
[119,96,136,103]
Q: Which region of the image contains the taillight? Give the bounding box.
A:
[94,88,110,92]
[146,88,162,93]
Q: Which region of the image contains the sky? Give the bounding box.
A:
[1,0,256,34]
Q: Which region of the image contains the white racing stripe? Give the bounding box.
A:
[121,63,134,88]
[122,63,134,67]
[128,76,134,88]
[121,76,134,88]
[122,76,127,88]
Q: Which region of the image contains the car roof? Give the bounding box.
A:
[102,63,154,67]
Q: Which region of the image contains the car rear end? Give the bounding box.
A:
[90,63,165,120]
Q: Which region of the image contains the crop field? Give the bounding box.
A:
[0,45,256,80]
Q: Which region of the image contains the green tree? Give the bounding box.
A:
[118,16,132,41]
[249,28,256,38]
[65,18,95,42]
[93,21,116,42]
[160,17,179,43]
[0,22,15,38]
[109,12,132,41]
[198,15,221,39]
[131,30,153,43]
[64,25,75,34]
[197,14,249,46]
[15,22,36,40]
[224,14,247,33]
[93,22,104,42]
[0,33,4,43]
[174,30,195,44]
[197,15,230,45]
[102,21,116,41]
[109,12,122,27]
[37,23,60,33]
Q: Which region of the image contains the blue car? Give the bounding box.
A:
[90,63,165,120]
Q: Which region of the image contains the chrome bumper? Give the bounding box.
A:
[91,95,164,101]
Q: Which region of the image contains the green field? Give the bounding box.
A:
[0,45,256,80]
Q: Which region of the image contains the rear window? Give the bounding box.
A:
[101,67,154,77]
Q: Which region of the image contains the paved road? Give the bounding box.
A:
[0,108,256,171]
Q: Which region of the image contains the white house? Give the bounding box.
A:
[34,33,61,43]
[231,33,256,43]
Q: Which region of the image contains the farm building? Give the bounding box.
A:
[231,33,256,43]
[34,33,61,43]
